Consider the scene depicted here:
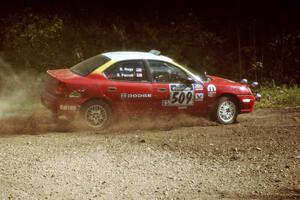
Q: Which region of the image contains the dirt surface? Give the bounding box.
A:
[0,107,299,200]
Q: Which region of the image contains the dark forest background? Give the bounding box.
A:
[0,0,299,85]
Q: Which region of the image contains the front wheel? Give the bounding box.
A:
[81,100,112,129]
[213,97,238,124]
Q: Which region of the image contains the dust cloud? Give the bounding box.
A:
[0,57,42,117]
[0,56,215,135]
[105,114,217,134]
[0,56,50,135]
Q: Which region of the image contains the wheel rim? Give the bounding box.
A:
[218,100,236,123]
[85,105,108,128]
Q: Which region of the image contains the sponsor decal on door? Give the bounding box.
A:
[207,84,217,97]
[195,93,204,101]
[162,84,194,106]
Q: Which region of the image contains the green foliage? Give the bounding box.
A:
[256,85,300,108]
[0,10,227,74]
[0,9,299,84]
[2,10,65,70]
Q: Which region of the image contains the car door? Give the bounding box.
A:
[103,60,153,114]
[147,60,205,114]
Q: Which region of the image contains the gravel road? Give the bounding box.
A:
[0,108,299,200]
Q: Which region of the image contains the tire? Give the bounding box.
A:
[213,96,238,124]
[81,100,112,129]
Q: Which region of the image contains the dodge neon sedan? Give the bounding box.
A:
[41,50,261,129]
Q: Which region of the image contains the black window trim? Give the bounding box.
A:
[103,59,152,83]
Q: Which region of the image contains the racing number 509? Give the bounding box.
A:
[171,91,193,105]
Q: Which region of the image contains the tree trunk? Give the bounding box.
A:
[237,25,242,80]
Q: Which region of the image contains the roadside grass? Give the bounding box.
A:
[256,85,300,108]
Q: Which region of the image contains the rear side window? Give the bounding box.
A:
[71,55,110,76]
[105,60,148,82]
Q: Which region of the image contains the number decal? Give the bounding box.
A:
[171,92,179,104]
[170,91,193,105]
[178,93,185,104]
[168,84,194,106]
[186,92,193,104]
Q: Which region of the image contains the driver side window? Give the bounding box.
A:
[148,60,189,83]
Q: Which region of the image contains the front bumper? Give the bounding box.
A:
[237,94,256,113]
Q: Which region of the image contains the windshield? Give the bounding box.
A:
[184,65,208,81]
[173,61,208,82]
[70,55,110,76]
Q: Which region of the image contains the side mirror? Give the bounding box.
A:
[183,77,195,86]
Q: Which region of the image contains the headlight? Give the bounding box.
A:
[255,93,262,101]
[251,81,259,88]
[240,78,248,84]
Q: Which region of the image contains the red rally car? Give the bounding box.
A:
[41,50,261,129]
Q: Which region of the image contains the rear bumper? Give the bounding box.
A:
[237,94,256,113]
[41,92,83,115]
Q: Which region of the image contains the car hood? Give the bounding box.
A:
[208,75,242,86]
[207,75,253,95]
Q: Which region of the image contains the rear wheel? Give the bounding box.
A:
[213,96,238,124]
[81,100,112,129]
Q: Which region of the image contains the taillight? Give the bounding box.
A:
[54,82,67,97]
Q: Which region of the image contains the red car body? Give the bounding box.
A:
[41,51,259,126]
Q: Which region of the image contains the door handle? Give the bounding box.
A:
[107,87,117,92]
[157,88,167,92]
